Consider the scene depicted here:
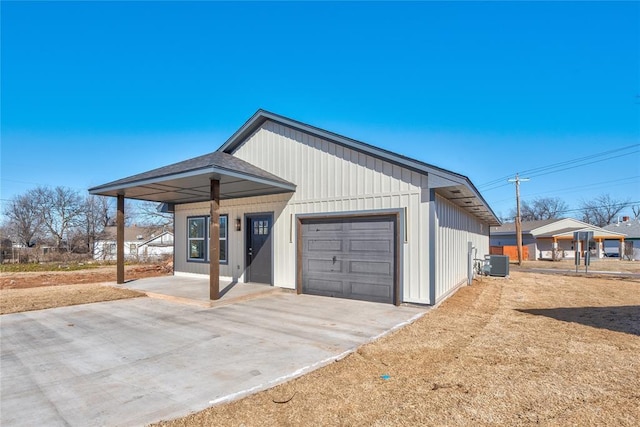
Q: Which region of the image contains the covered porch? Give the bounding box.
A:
[89,151,295,300]
[537,228,627,260]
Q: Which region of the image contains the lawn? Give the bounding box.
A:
[154,271,640,426]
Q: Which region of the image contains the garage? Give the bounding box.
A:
[299,215,398,304]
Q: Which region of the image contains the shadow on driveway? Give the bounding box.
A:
[517,305,640,336]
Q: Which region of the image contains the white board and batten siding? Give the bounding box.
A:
[235,120,432,304]
[175,119,491,305]
[175,120,432,304]
[433,193,489,303]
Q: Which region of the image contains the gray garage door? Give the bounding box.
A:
[301,215,397,304]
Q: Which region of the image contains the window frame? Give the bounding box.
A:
[186,215,228,264]
[187,216,208,263]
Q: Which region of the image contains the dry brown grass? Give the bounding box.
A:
[153,271,640,427]
[0,284,144,315]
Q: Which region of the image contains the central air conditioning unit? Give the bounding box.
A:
[489,255,509,277]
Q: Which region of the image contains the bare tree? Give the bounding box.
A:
[3,190,43,247]
[510,197,569,221]
[580,194,630,227]
[133,200,173,227]
[33,186,84,250]
[632,205,640,220]
[81,195,113,255]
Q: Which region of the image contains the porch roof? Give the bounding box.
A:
[88,151,296,204]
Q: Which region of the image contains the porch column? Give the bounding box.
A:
[117,194,125,284]
[619,238,625,259]
[596,238,603,259]
[209,179,220,300]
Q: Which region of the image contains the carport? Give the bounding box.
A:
[89,151,295,300]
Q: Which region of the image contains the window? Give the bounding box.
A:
[188,217,206,261]
[219,216,228,263]
[106,243,116,256]
[187,215,228,263]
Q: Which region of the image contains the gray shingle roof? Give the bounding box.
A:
[491,219,559,234]
[603,220,640,238]
[90,151,293,191]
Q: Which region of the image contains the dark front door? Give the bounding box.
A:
[246,214,273,284]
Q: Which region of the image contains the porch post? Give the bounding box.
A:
[209,179,220,300]
[116,194,125,284]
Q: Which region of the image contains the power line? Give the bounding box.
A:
[489,175,640,204]
[478,143,639,191]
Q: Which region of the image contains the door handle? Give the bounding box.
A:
[332,256,337,264]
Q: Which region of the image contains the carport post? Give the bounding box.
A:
[209,179,220,300]
[117,194,125,284]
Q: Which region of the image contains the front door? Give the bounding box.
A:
[246,214,273,284]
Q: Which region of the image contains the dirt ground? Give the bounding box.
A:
[0,264,171,290]
[0,284,144,315]
[0,264,168,314]
[153,271,640,427]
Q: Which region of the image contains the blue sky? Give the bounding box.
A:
[2,1,638,221]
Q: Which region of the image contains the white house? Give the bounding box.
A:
[490,218,627,260]
[94,226,174,261]
[89,110,500,305]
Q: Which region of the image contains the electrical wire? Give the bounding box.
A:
[478,143,640,190]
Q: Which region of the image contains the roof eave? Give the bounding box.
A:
[89,165,296,196]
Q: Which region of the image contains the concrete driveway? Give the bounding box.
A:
[0,293,424,426]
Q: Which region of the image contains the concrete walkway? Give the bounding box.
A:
[0,293,425,426]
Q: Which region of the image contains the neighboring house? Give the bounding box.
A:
[490,218,627,260]
[90,110,500,305]
[602,217,640,260]
[95,226,174,261]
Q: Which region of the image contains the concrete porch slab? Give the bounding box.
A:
[115,275,282,308]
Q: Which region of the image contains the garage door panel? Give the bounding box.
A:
[307,278,343,294]
[301,215,397,304]
[349,239,392,252]
[349,260,392,276]
[349,221,394,231]
[307,259,343,273]
[351,282,392,300]
[308,239,342,252]
[305,222,344,232]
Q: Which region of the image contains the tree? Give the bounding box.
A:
[80,195,113,255]
[580,194,630,227]
[33,186,84,250]
[133,200,174,227]
[632,205,640,220]
[510,197,569,221]
[3,190,43,247]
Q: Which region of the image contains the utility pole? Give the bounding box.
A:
[508,174,530,266]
